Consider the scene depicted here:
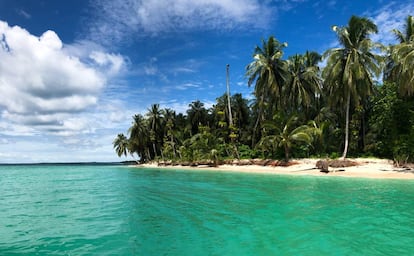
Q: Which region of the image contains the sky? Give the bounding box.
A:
[0,0,412,163]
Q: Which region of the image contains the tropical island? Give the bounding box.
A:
[113,15,414,178]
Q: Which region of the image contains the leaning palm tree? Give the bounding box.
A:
[246,36,289,146]
[113,133,129,157]
[390,15,414,95]
[323,16,381,159]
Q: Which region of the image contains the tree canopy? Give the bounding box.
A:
[114,15,414,165]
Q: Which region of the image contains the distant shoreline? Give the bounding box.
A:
[136,158,414,180]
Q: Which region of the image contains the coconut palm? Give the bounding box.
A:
[285,52,322,114]
[162,108,177,158]
[323,15,381,159]
[187,100,208,135]
[113,133,129,157]
[393,15,414,43]
[146,104,163,159]
[128,114,149,161]
[231,93,250,130]
[246,36,289,146]
[389,15,414,95]
[258,114,314,162]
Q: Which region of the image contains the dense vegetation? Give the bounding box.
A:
[114,15,414,165]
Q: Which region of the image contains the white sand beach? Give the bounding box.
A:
[139,158,414,180]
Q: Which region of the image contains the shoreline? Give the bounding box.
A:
[136,158,414,180]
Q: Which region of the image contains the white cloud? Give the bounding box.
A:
[0,21,125,136]
[17,9,31,19]
[323,2,414,58]
[88,0,272,44]
[89,51,125,76]
[175,82,201,91]
[368,2,414,46]
[143,57,158,75]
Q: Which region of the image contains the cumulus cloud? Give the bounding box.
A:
[88,0,272,44]
[0,21,125,136]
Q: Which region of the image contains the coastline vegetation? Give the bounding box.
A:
[113,15,414,166]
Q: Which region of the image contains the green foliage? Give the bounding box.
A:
[258,113,316,161]
[114,15,414,164]
[323,15,381,159]
[113,133,129,157]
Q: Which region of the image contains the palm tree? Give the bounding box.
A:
[245,36,289,146]
[113,133,129,157]
[259,114,314,162]
[231,93,250,130]
[146,104,163,159]
[187,100,208,135]
[323,16,381,159]
[389,15,414,95]
[162,108,177,158]
[393,15,414,43]
[285,52,322,114]
[128,114,149,161]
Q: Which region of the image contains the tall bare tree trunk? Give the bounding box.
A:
[226,64,233,127]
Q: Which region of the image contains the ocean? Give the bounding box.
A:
[1,164,413,255]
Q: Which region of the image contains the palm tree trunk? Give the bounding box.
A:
[146,148,151,162]
[152,142,157,160]
[226,64,233,127]
[252,93,265,148]
[284,144,290,162]
[342,92,351,159]
[171,135,176,159]
[252,114,260,148]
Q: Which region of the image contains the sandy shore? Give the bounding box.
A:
[138,158,414,180]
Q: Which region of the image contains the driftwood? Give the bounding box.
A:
[316,159,358,173]
[316,160,329,173]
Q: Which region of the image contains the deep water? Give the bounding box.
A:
[1,165,414,255]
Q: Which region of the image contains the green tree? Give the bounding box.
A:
[231,93,250,131]
[285,52,322,115]
[128,114,150,161]
[187,100,208,135]
[245,36,289,146]
[162,108,178,159]
[323,16,381,159]
[146,104,163,159]
[389,15,414,95]
[113,133,129,157]
[393,15,414,43]
[258,114,314,162]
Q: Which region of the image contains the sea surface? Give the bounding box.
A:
[1,164,414,255]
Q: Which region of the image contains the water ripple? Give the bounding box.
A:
[1,166,414,255]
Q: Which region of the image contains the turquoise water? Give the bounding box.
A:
[1,165,414,255]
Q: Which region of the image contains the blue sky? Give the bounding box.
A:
[0,0,411,163]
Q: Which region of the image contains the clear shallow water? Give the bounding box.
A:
[1,165,414,255]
